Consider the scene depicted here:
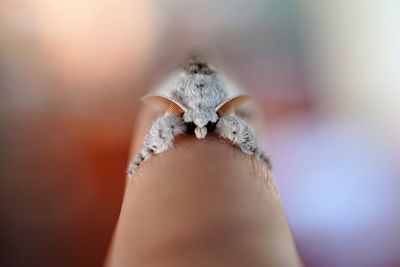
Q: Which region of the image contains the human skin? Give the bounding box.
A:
[106,106,303,267]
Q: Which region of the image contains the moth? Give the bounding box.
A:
[127,57,271,178]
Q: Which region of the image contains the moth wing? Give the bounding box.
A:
[142,94,186,115]
[216,95,251,116]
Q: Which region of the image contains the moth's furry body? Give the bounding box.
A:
[127,59,271,178]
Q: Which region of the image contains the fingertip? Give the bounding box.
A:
[115,99,300,266]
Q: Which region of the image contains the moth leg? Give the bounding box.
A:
[127,114,185,179]
[216,114,272,169]
[254,147,272,169]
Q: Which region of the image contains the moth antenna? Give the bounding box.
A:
[216,95,251,116]
[142,94,186,115]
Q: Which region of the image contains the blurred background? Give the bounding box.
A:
[0,1,399,266]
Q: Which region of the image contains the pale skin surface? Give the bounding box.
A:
[106,106,303,267]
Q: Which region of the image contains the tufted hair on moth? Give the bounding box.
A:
[184,57,214,75]
[127,56,271,178]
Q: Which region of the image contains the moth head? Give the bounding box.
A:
[184,95,250,139]
[183,109,218,139]
[142,94,250,140]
